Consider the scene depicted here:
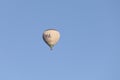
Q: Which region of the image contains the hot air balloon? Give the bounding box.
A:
[43,29,60,50]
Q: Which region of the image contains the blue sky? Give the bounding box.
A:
[0,0,120,80]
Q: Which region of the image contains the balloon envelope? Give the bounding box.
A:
[43,29,60,50]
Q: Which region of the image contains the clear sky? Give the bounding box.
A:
[0,0,120,80]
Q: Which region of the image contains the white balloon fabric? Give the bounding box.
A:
[43,29,60,50]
